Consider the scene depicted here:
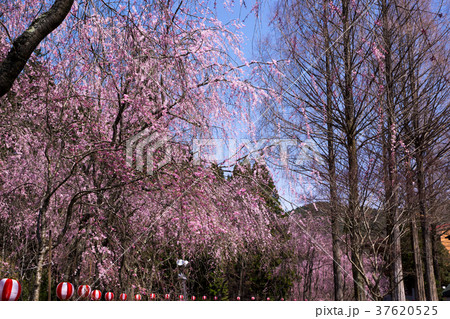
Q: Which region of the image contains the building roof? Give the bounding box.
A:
[438,224,450,255]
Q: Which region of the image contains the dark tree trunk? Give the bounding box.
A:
[341,0,366,301]
[410,216,426,300]
[416,149,438,300]
[32,196,51,301]
[406,164,426,300]
[324,0,344,302]
[431,224,441,288]
[404,32,427,302]
[381,0,405,301]
[0,0,74,97]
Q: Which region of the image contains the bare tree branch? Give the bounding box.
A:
[0,0,74,97]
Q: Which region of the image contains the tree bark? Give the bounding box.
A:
[404,31,427,302]
[417,154,438,300]
[324,0,344,301]
[341,0,366,301]
[32,244,49,301]
[381,0,405,301]
[0,0,74,97]
[412,77,438,300]
[48,230,52,301]
[407,4,439,300]
[411,215,426,300]
[431,224,441,289]
[32,196,51,301]
[406,163,426,300]
[414,125,438,300]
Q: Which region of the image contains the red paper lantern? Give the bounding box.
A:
[266,297,270,301]
[91,290,102,301]
[214,296,218,300]
[165,294,170,300]
[236,296,240,301]
[0,278,21,301]
[77,285,91,299]
[281,298,284,301]
[134,294,142,301]
[251,296,255,300]
[105,292,114,301]
[56,282,74,300]
[191,296,196,301]
[202,295,207,300]
[149,293,156,300]
[179,294,184,300]
[119,293,127,301]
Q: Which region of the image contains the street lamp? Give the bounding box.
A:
[177,258,189,299]
[177,259,189,267]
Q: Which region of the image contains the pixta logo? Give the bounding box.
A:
[192,138,321,167]
[126,128,171,176]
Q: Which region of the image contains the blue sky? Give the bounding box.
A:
[208,1,304,211]
[212,1,273,62]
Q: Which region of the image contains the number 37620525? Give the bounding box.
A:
[375,305,438,316]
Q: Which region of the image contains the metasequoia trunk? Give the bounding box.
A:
[431,224,441,288]
[412,75,438,300]
[406,162,426,300]
[411,216,426,300]
[416,150,438,300]
[324,0,344,301]
[341,0,366,301]
[404,33,426,301]
[381,0,405,301]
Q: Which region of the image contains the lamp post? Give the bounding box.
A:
[177,259,188,299]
